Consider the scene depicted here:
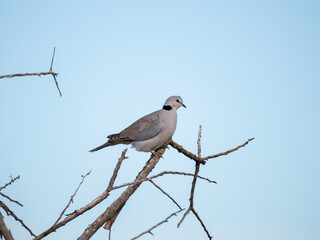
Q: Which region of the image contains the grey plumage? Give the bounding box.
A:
[89,96,186,152]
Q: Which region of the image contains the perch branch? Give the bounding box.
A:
[77,146,167,240]
[169,140,203,164]
[131,209,184,240]
[170,137,254,163]
[33,133,252,239]
[0,47,62,97]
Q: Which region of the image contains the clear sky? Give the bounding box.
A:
[1,0,319,239]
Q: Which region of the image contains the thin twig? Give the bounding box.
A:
[34,190,110,240]
[104,149,128,230]
[201,137,255,161]
[177,208,190,228]
[34,150,127,240]
[131,209,184,240]
[0,200,35,237]
[0,176,20,192]
[177,125,213,239]
[178,126,202,227]
[53,171,91,226]
[170,137,254,163]
[192,208,212,240]
[197,125,202,158]
[111,171,216,191]
[149,180,182,210]
[49,47,62,97]
[0,72,56,79]
[49,47,55,72]
[107,148,128,191]
[0,47,62,97]
[0,192,23,207]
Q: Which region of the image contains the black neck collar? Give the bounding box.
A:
[162,105,172,111]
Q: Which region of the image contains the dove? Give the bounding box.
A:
[89,96,186,152]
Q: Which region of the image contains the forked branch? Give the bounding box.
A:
[0,47,62,96]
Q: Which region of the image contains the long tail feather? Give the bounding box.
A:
[89,133,133,152]
[89,142,112,152]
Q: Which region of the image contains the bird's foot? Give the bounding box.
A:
[151,151,163,159]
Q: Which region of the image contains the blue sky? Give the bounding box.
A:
[1,0,319,239]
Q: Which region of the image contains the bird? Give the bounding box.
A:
[89,96,186,153]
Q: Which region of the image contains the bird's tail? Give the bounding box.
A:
[89,142,112,152]
[89,133,132,152]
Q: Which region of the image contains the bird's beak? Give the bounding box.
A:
[182,103,186,108]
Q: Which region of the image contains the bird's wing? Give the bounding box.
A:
[119,110,161,141]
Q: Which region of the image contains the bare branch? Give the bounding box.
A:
[0,47,62,97]
[177,125,213,239]
[0,200,35,237]
[0,176,20,192]
[170,137,254,163]
[131,209,184,240]
[104,149,128,230]
[0,72,55,79]
[77,147,167,240]
[111,171,216,191]
[0,192,23,207]
[177,208,190,228]
[33,187,110,240]
[34,149,127,239]
[178,132,202,227]
[192,208,212,240]
[169,140,203,164]
[32,134,250,239]
[107,148,128,191]
[49,47,62,97]
[201,137,255,161]
[53,171,91,226]
[0,212,14,240]
[197,125,202,158]
[49,47,55,72]
[148,180,182,210]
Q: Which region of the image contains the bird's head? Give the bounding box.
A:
[163,96,186,110]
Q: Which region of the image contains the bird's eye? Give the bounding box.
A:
[176,99,180,103]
